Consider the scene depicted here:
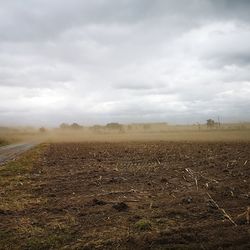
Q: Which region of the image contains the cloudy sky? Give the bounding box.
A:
[1,0,250,126]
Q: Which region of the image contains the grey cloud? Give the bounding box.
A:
[1,0,249,43]
[206,54,250,68]
[1,0,250,125]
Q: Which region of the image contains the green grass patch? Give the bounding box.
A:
[135,219,152,231]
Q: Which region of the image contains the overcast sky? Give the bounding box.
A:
[1,0,250,126]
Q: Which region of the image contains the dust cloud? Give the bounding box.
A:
[1,122,250,144]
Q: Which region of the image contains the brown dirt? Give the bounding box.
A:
[0,141,250,249]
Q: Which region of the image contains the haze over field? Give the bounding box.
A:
[1,0,250,126]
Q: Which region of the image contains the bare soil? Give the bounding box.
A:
[0,142,250,249]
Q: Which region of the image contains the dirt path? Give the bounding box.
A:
[0,143,37,165]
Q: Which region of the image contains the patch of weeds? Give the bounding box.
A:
[24,229,77,250]
[24,235,62,250]
[135,219,152,231]
[47,213,78,231]
[0,230,13,240]
[0,162,27,177]
[0,230,18,249]
[15,217,45,235]
[0,144,47,177]
[0,144,48,212]
[82,238,116,249]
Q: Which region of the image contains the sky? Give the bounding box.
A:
[0,0,250,126]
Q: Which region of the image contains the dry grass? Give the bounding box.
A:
[0,144,48,212]
[0,143,80,250]
[44,126,250,142]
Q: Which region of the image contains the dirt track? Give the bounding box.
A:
[0,143,36,165]
[0,142,250,249]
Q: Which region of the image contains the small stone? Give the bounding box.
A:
[182,196,193,204]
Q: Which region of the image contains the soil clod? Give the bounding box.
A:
[92,198,107,206]
[112,202,129,211]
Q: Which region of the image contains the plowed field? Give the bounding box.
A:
[1,142,250,249]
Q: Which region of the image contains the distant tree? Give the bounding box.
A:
[60,123,69,129]
[39,127,46,133]
[206,119,215,129]
[106,123,122,130]
[106,123,125,133]
[70,123,82,130]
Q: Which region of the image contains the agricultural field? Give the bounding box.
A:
[0,141,249,249]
